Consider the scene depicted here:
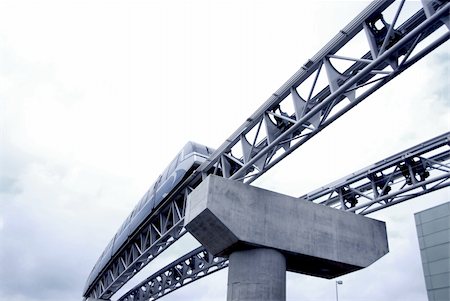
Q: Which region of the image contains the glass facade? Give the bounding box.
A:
[415,202,450,301]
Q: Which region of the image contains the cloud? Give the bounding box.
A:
[0,1,448,301]
[0,176,21,195]
[0,144,140,301]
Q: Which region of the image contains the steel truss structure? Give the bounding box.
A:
[119,132,450,301]
[84,0,450,299]
[196,0,449,184]
[300,132,450,215]
[117,247,228,301]
[86,187,194,300]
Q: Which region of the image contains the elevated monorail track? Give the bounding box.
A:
[83,0,449,299]
[118,132,450,301]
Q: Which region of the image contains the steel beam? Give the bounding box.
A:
[85,189,191,299]
[300,132,450,215]
[117,132,450,301]
[117,247,228,301]
[85,0,449,299]
[194,0,449,184]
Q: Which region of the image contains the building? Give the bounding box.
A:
[415,202,450,301]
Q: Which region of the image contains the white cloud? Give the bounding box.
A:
[0,0,448,301]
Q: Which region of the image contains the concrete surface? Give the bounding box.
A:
[185,175,389,279]
[227,248,286,301]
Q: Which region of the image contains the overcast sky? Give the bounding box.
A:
[0,0,449,301]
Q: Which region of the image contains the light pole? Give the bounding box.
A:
[335,280,343,301]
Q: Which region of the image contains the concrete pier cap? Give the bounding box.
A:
[184,175,389,279]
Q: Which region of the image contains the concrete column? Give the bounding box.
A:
[185,175,389,298]
[227,248,286,301]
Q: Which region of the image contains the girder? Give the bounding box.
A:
[84,0,450,299]
[300,132,450,215]
[85,183,212,299]
[117,247,228,301]
[194,0,449,184]
[116,132,450,301]
[87,190,190,299]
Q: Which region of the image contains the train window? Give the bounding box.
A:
[194,143,210,157]
[153,175,162,192]
[179,145,186,161]
[161,167,169,183]
[132,198,143,218]
[192,142,200,154]
[117,222,125,235]
[136,190,150,212]
[206,146,214,155]
[118,214,131,235]
[168,154,180,176]
[130,208,136,219]
[100,238,113,258]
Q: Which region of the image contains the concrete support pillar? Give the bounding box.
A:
[185,175,389,299]
[227,248,286,301]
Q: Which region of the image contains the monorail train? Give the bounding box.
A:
[84,141,214,294]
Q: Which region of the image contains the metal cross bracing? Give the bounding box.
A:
[118,131,450,301]
[195,0,449,184]
[84,0,450,299]
[299,132,450,215]
[85,185,196,300]
[117,247,228,301]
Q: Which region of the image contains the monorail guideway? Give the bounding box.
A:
[83,0,450,300]
[117,131,450,301]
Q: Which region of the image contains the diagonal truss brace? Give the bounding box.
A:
[118,132,450,301]
[117,247,228,301]
[86,188,192,300]
[194,0,449,184]
[85,0,449,299]
[299,132,450,215]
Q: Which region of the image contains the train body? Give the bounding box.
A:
[84,141,214,294]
